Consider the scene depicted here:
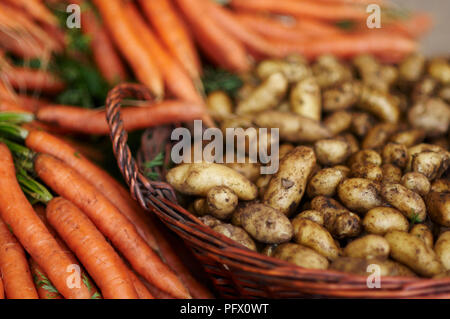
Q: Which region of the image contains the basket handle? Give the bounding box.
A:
[105,83,177,209]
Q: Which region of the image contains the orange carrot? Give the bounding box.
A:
[138,0,201,80]
[5,0,59,27]
[0,144,93,299]
[0,32,48,59]
[2,67,65,94]
[0,218,38,299]
[36,101,205,135]
[46,197,139,299]
[29,258,63,299]
[0,100,28,112]
[93,0,164,97]
[230,0,368,21]
[384,13,433,39]
[175,0,250,72]
[35,154,191,299]
[0,277,4,299]
[127,268,154,299]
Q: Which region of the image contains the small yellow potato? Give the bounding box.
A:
[362,123,398,150]
[290,77,321,121]
[193,198,208,216]
[363,207,409,235]
[344,235,390,259]
[294,210,324,226]
[426,192,450,227]
[399,53,426,82]
[261,244,278,257]
[314,139,351,166]
[313,55,351,88]
[212,223,257,251]
[291,218,340,260]
[263,147,316,215]
[166,163,258,200]
[350,163,383,182]
[381,183,426,222]
[428,58,450,85]
[206,186,239,220]
[337,133,360,155]
[334,165,351,176]
[382,143,408,169]
[431,179,450,193]
[439,85,450,103]
[225,160,260,183]
[206,90,233,121]
[381,164,402,185]
[323,111,353,136]
[330,257,416,277]
[406,143,449,172]
[238,203,293,244]
[236,83,255,101]
[435,231,450,270]
[348,149,382,167]
[410,224,434,249]
[256,174,271,199]
[323,81,361,112]
[401,172,431,197]
[351,112,374,138]
[389,129,426,148]
[199,215,223,228]
[338,178,385,213]
[273,243,329,270]
[307,167,348,198]
[256,57,311,83]
[385,231,443,277]
[236,72,288,115]
[358,86,400,123]
[411,151,450,181]
[408,98,450,137]
[254,110,331,143]
[413,76,439,102]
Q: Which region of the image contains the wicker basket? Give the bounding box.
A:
[105,83,450,299]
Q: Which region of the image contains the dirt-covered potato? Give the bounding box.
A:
[338,178,385,213]
[313,55,351,88]
[399,53,425,82]
[426,192,450,227]
[363,207,409,235]
[350,163,383,182]
[390,129,426,147]
[193,198,208,216]
[314,139,351,166]
[348,149,382,167]
[213,224,257,251]
[344,235,390,259]
[295,210,324,226]
[381,164,402,185]
[330,257,416,277]
[351,112,374,138]
[431,179,450,193]
[385,231,443,277]
[406,143,449,172]
[291,218,340,260]
[166,163,258,200]
[323,81,361,112]
[225,161,260,183]
[382,143,408,169]
[381,183,426,222]
[411,151,450,181]
[261,244,278,257]
[408,98,450,137]
[358,86,400,123]
[323,111,353,136]
[206,186,239,220]
[237,203,293,244]
[435,231,450,270]
[206,90,233,121]
[428,58,450,85]
[273,243,329,270]
[363,123,398,151]
[254,110,331,143]
[410,224,434,249]
[256,57,311,83]
[236,72,288,115]
[307,167,348,198]
[263,146,316,216]
[290,77,321,121]
[199,215,223,228]
[401,172,431,197]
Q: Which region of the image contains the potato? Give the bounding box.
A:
[381,183,426,222]
[295,210,324,226]
[263,146,316,215]
[411,151,449,181]
[291,218,340,260]
[256,58,311,83]
[307,167,347,198]
[431,179,450,193]
[236,72,288,115]
[313,55,351,88]
[238,203,293,244]
[206,90,233,121]
[382,143,408,169]
[261,244,277,257]
[389,129,426,148]
[344,235,390,259]
[166,163,258,200]
[410,224,434,249]
[351,112,374,138]
[381,164,402,185]
[323,111,353,136]
[225,161,260,183]
[273,243,329,270]
[314,139,351,166]
[399,53,425,82]
[358,86,400,123]
[290,77,321,121]
[193,198,208,216]
[254,110,331,143]
[428,58,450,85]
[338,178,385,213]
[413,76,438,102]
[406,143,449,172]
[322,81,361,112]
[337,133,359,155]
[435,231,450,270]
[206,186,239,220]
[199,215,223,228]
[439,85,450,103]
[385,231,443,277]
[363,123,398,150]
[256,175,271,199]
[401,172,431,197]
[212,224,257,251]
[426,192,450,227]
[363,207,409,235]
[330,257,416,277]
[348,149,382,167]
[350,163,383,182]
[408,98,450,137]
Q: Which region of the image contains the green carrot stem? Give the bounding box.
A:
[0,122,29,140]
[0,112,35,124]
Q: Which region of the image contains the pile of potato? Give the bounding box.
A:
[166,53,450,279]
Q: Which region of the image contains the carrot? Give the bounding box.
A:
[175,0,250,72]
[127,268,154,299]
[138,0,201,80]
[93,0,164,97]
[384,13,433,39]
[35,154,191,299]
[0,217,39,299]
[0,143,93,299]
[4,0,59,27]
[0,32,49,59]
[36,101,205,135]
[46,197,139,299]
[2,67,65,94]
[0,277,4,299]
[230,0,368,21]
[29,258,63,299]
[0,100,28,112]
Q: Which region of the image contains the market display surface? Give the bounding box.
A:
[0,0,448,300]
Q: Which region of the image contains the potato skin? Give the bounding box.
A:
[350,163,383,182]
[431,179,450,193]
[408,98,450,137]
[206,186,239,220]
[239,203,293,244]
[343,235,390,259]
[381,183,427,222]
[338,178,385,213]
[330,257,416,277]
[323,111,353,136]
[348,150,382,167]
[381,164,402,185]
[382,143,408,169]
[410,224,434,249]
[263,146,316,216]
[206,90,233,121]
[362,123,397,150]
[426,192,450,227]
[390,129,426,147]
[273,243,329,270]
[411,151,449,181]
[295,210,324,226]
[307,167,347,198]
[385,231,443,277]
[435,231,450,270]
[314,139,351,166]
[363,207,409,235]
[166,163,258,200]
[212,223,257,251]
[290,77,321,121]
[291,218,340,260]
[323,81,360,112]
[401,172,431,197]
